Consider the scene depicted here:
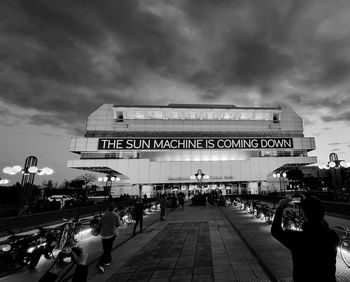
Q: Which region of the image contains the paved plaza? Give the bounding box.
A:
[87,203,291,282]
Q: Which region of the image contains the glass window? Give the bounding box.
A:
[116,111,124,122]
[273,113,280,123]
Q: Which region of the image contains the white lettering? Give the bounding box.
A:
[217,139,224,148]
[126,139,134,149]
[251,139,259,148]
[170,139,178,149]
[197,140,203,149]
[208,139,215,149]
[154,139,164,149]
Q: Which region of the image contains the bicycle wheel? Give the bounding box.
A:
[58,230,68,249]
[340,239,350,268]
[73,224,82,243]
[18,209,28,216]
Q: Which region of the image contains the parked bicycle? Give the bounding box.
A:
[57,217,82,249]
[339,227,350,268]
[18,205,31,216]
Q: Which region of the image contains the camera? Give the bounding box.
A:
[57,247,81,263]
[290,197,301,205]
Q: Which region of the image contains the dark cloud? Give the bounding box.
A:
[1,0,350,133]
[321,111,350,123]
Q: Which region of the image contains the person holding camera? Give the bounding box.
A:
[271,195,339,282]
[96,203,122,273]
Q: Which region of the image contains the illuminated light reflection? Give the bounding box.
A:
[78,228,92,237]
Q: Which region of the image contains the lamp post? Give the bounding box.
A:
[273,172,287,198]
[190,169,209,193]
[3,156,54,211]
[98,175,120,200]
[319,153,349,200]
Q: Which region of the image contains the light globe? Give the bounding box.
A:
[3,167,12,174]
[28,166,38,173]
[12,166,22,173]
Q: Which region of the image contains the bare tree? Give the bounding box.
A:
[76,173,97,186]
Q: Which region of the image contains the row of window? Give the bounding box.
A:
[114,109,280,122]
[80,149,307,161]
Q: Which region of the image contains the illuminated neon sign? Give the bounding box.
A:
[98,138,293,150]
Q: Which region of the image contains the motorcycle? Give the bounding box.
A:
[0,231,40,275]
[0,227,59,276]
[118,207,133,224]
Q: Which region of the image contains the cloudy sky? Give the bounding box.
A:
[1,0,350,184]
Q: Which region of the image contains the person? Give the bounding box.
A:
[96,203,122,273]
[133,197,144,236]
[160,194,166,220]
[71,247,88,282]
[271,195,339,282]
[178,192,185,209]
[170,193,177,211]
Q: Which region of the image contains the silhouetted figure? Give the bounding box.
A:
[133,198,144,236]
[271,196,339,282]
[96,203,121,273]
[170,193,177,211]
[160,194,166,220]
[178,192,185,209]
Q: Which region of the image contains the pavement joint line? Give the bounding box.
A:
[218,206,278,282]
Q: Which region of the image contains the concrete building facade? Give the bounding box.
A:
[67,104,317,196]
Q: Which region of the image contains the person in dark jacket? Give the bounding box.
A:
[133,198,144,236]
[96,203,122,273]
[271,195,339,282]
[160,194,166,220]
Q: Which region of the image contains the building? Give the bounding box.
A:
[67,104,317,196]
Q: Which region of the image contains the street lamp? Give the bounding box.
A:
[190,169,209,193]
[98,175,120,199]
[3,156,54,212]
[319,153,349,200]
[3,165,54,176]
[273,172,287,197]
[318,153,349,170]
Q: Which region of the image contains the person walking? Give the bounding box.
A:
[133,197,144,236]
[160,194,166,221]
[170,193,177,211]
[271,195,339,282]
[96,203,122,273]
[178,192,185,209]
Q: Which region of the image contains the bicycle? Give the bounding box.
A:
[18,205,31,216]
[339,227,350,268]
[57,217,82,249]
